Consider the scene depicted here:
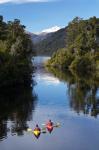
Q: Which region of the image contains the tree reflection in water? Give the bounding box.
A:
[0,85,37,140]
[47,67,99,117]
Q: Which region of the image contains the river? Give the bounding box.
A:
[0,56,99,150]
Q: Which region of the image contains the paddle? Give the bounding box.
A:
[53,123,61,127]
[27,128,47,133]
[27,128,32,132]
[27,123,60,133]
[42,123,61,128]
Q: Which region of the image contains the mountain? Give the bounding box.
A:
[30,32,52,44]
[30,26,67,56]
[30,26,61,44]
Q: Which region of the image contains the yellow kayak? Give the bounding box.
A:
[33,130,41,136]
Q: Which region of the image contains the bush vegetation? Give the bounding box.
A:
[47,17,99,73]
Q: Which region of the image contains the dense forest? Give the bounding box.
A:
[46,17,99,73]
[0,15,33,88]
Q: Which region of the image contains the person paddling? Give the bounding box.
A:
[46,120,53,133]
[33,124,41,139]
[46,120,53,126]
[34,124,41,131]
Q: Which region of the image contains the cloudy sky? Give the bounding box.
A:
[0,0,99,32]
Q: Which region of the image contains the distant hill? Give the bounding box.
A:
[29,27,67,56]
[30,32,53,44]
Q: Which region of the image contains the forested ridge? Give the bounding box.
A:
[0,15,33,87]
[46,17,99,73]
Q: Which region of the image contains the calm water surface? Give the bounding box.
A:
[0,56,99,150]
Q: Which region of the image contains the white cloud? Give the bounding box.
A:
[0,0,54,4]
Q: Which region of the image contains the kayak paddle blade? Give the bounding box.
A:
[27,128,32,132]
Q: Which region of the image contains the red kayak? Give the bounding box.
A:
[46,124,53,133]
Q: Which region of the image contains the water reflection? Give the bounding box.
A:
[34,57,61,86]
[47,67,99,117]
[0,86,37,141]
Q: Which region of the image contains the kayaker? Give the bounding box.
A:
[33,124,41,139]
[46,120,53,133]
[46,120,53,126]
[34,124,41,131]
